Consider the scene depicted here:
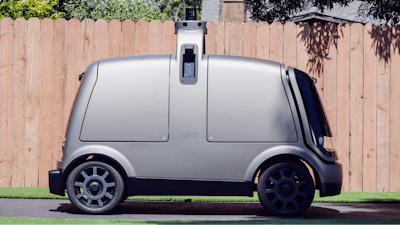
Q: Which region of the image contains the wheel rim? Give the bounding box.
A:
[265,168,308,211]
[73,166,116,208]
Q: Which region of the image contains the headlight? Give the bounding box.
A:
[318,136,323,146]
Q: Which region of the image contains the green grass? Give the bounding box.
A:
[0,187,400,203]
[2,217,400,224]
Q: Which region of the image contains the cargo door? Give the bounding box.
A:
[207,55,297,142]
[80,55,170,142]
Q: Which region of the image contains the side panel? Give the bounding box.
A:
[80,55,170,142]
[207,55,296,142]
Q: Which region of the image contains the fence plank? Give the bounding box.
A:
[38,18,54,187]
[12,18,28,187]
[148,20,162,55]
[216,21,226,55]
[350,23,364,192]
[256,21,269,60]
[108,19,121,58]
[229,21,242,56]
[65,19,82,136]
[390,24,400,192]
[94,19,108,61]
[309,22,324,100]
[122,20,135,57]
[270,21,284,63]
[0,18,13,187]
[243,22,256,58]
[376,24,391,192]
[0,19,3,186]
[323,23,337,154]
[135,20,149,56]
[284,22,296,68]
[81,19,94,68]
[25,18,41,187]
[363,23,377,192]
[296,22,309,73]
[225,22,230,55]
[52,18,67,170]
[336,23,351,192]
[205,21,216,55]
[162,20,175,54]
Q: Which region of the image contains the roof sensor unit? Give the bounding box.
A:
[185,8,196,20]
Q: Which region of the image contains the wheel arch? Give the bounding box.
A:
[61,153,131,195]
[245,146,322,190]
[252,154,322,190]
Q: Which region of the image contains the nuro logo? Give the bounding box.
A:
[178,132,198,138]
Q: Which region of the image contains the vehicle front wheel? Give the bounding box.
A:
[66,161,124,214]
[257,161,315,216]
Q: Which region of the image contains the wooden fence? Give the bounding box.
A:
[1,17,400,192]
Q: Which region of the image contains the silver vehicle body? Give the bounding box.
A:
[51,20,342,198]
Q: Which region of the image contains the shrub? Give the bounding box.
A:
[0,0,65,20]
[157,0,202,21]
[63,0,167,22]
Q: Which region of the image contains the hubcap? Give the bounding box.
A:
[74,166,116,208]
[281,184,292,195]
[90,181,100,192]
[265,168,307,211]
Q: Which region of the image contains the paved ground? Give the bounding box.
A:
[0,198,399,221]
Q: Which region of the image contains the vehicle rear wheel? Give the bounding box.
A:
[66,161,124,214]
[257,161,315,216]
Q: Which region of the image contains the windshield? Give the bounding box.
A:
[294,69,336,157]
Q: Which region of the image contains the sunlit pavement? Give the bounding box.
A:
[0,199,399,221]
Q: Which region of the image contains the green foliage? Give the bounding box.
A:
[0,0,202,22]
[62,0,167,22]
[3,187,400,204]
[358,0,400,25]
[2,217,400,225]
[245,0,400,25]
[157,0,188,21]
[157,0,202,21]
[0,0,65,20]
[245,0,352,23]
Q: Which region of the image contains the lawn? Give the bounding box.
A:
[0,187,400,203]
[1,188,400,224]
[2,217,400,224]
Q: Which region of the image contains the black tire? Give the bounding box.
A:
[66,161,124,214]
[119,191,128,204]
[257,161,315,216]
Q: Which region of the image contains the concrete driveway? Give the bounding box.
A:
[0,198,399,221]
